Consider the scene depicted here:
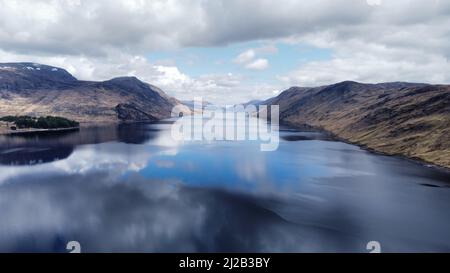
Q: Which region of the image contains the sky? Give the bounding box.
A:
[0,0,449,104]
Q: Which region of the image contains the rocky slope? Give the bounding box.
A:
[0,62,187,123]
[263,81,450,168]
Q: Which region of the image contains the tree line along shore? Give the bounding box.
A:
[0,115,79,134]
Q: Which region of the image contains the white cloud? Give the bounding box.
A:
[233,44,278,65]
[0,0,370,55]
[1,0,450,102]
[245,58,269,70]
[278,38,450,86]
[233,49,256,64]
[233,44,276,70]
[152,66,192,87]
[1,0,449,57]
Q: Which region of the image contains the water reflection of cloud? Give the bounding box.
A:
[4,121,450,252]
[0,143,153,184]
[0,171,363,252]
[234,153,267,182]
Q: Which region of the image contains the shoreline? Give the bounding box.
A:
[0,119,173,135]
[281,120,450,173]
[0,126,79,135]
[1,118,449,172]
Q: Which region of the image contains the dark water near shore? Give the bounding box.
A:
[0,119,450,252]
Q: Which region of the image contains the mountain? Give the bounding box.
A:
[0,62,188,123]
[263,81,450,168]
[241,99,264,107]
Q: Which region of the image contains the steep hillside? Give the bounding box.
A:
[0,62,187,123]
[264,81,450,168]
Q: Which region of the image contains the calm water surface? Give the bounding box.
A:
[0,119,450,252]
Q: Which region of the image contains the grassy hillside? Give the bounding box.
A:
[266,81,450,168]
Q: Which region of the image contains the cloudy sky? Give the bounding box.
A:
[0,0,449,104]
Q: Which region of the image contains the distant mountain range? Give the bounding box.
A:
[241,99,264,107]
[181,100,213,111]
[261,81,450,168]
[0,62,188,123]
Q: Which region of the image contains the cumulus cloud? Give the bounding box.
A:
[245,59,269,70]
[278,38,450,86]
[233,49,256,64]
[1,0,449,57]
[233,44,276,70]
[0,0,372,56]
[0,0,449,102]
